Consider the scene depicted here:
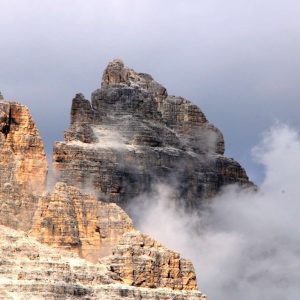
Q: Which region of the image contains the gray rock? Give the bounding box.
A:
[53,60,252,209]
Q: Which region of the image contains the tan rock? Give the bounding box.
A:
[31,182,134,262]
[0,225,207,299]
[0,100,47,230]
[31,183,200,292]
[101,230,198,291]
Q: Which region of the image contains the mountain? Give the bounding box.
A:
[53,59,251,208]
[0,60,252,299]
[0,100,47,230]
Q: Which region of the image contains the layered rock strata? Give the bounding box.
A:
[0,225,206,299]
[101,231,197,290]
[53,59,250,208]
[0,60,254,298]
[30,183,198,292]
[31,182,134,262]
[0,95,205,297]
[0,99,47,230]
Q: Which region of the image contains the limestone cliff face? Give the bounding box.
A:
[0,61,254,298]
[0,94,205,298]
[101,231,197,291]
[53,59,250,208]
[30,183,198,292]
[31,182,134,262]
[0,100,47,230]
[0,225,206,299]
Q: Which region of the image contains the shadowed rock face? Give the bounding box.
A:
[0,100,47,230]
[53,59,251,208]
[0,95,204,297]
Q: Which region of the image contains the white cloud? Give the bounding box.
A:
[130,123,300,299]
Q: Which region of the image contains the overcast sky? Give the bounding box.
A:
[1,0,300,183]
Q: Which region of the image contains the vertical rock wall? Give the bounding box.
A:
[31,183,134,262]
[53,60,251,208]
[0,100,47,230]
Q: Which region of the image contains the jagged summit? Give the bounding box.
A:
[0,100,205,299]
[53,59,250,207]
[101,59,167,98]
[0,61,252,298]
[0,224,206,299]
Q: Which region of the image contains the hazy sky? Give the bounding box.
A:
[1,0,300,183]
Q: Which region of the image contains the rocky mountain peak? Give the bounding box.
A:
[54,60,250,207]
[101,59,166,100]
[0,98,204,298]
[101,59,129,87]
[0,60,253,299]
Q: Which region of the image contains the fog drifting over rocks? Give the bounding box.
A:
[130,123,300,300]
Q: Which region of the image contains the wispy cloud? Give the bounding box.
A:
[129,123,300,299]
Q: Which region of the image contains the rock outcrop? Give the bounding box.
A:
[31,182,134,262]
[53,59,250,208]
[0,92,206,298]
[0,99,47,230]
[101,231,197,291]
[0,60,255,298]
[30,183,198,292]
[0,225,206,299]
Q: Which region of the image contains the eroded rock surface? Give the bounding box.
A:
[0,225,207,299]
[0,61,254,298]
[0,93,206,298]
[30,183,198,292]
[53,59,250,208]
[101,231,198,291]
[0,99,47,230]
[31,182,134,262]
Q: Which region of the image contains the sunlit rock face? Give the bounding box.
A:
[0,94,206,298]
[0,99,47,230]
[0,61,254,298]
[0,225,207,299]
[31,182,134,262]
[101,230,198,291]
[30,183,198,292]
[53,59,250,208]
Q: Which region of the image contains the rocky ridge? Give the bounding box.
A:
[101,231,197,290]
[0,100,47,230]
[0,60,252,299]
[30,183,198,291]
[0,225,206,300]
[0,95,204,298]
[53,59,250,208]
[31,182,134,262]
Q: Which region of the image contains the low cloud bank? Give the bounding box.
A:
[130,123,300,300]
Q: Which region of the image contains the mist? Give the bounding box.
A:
[129,123,300,299]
